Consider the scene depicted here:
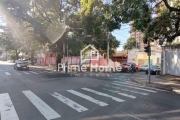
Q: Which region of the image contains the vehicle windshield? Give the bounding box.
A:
[17,61,26,64]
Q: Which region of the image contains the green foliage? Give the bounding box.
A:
[1,0,120,59]
[8,50,16,60]
[79,0,120,56]
[111,0,180,44]
[123,37,137,50]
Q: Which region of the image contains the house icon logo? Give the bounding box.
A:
[80,44,99,64]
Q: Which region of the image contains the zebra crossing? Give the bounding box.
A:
[0,81,158,120]
[2,71,54,76]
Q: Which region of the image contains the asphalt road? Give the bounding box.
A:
[0,61,180,120]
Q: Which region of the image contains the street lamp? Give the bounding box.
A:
[61,9,68,59]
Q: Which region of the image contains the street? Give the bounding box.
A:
[0,61,180,120]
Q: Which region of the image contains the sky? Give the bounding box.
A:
[112,23,130,51]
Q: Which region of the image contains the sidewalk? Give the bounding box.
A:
[29,64,56,71]
[133,74,180,94]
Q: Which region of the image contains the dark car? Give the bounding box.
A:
[14,60,29,70]
[145,65,160,75]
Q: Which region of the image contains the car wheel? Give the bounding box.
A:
[155,71,158,75]
[26,67,29,71]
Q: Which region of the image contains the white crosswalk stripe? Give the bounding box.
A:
[5,72,11,75]
[67,90,108,106]
[29,71,39,74]
[102,88,136,99]
[81,88,125,102]
[114,81,144,87]
[0,93,19,120]
[50,92,88,112]
[23,71,30,74]
[23,90,61,119]
[125,81,142,85]
[112,82,157,93]
[118,93,136,99]
[104,85,149,95]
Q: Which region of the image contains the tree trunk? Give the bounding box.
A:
[15,50,19,60]
[31,50,34,65]
[56,53,62,70]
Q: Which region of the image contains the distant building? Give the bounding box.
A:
[111,51,128,64]
[130,21,144,51]
[127,49,161,67]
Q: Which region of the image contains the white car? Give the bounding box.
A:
[140,65,148,71]
[14,60,29,70]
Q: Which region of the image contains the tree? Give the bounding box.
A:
[123,37,137,50]
[0,24,24,60]
[110,0,180,44]
[1,0,120,60]
[79,0,120,57]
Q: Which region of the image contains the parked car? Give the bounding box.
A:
[120,62,139,72]
[14,60,29,70]
[145,65,160,75]
[140,65,148,71]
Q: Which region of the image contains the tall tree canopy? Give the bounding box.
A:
[110,0,180,44]
[0,0,120,58]
[123,37,137,50]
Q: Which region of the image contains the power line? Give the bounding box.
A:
[113,32,129,39]
[119,27,130,30]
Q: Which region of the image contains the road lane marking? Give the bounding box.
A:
[5,72,11,75]
[104,85,148,95]
[23,90,61,119]
[81,88,125,102]
[50,92,88,112]
[112,83,157,93]
[67,90,108,106]
[23,71,30,74]
[0,93,19,120]
[102,88,136,99]
[29,71,39,74]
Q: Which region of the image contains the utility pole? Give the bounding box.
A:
[67,44,68,57]
[107,32,109,69]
